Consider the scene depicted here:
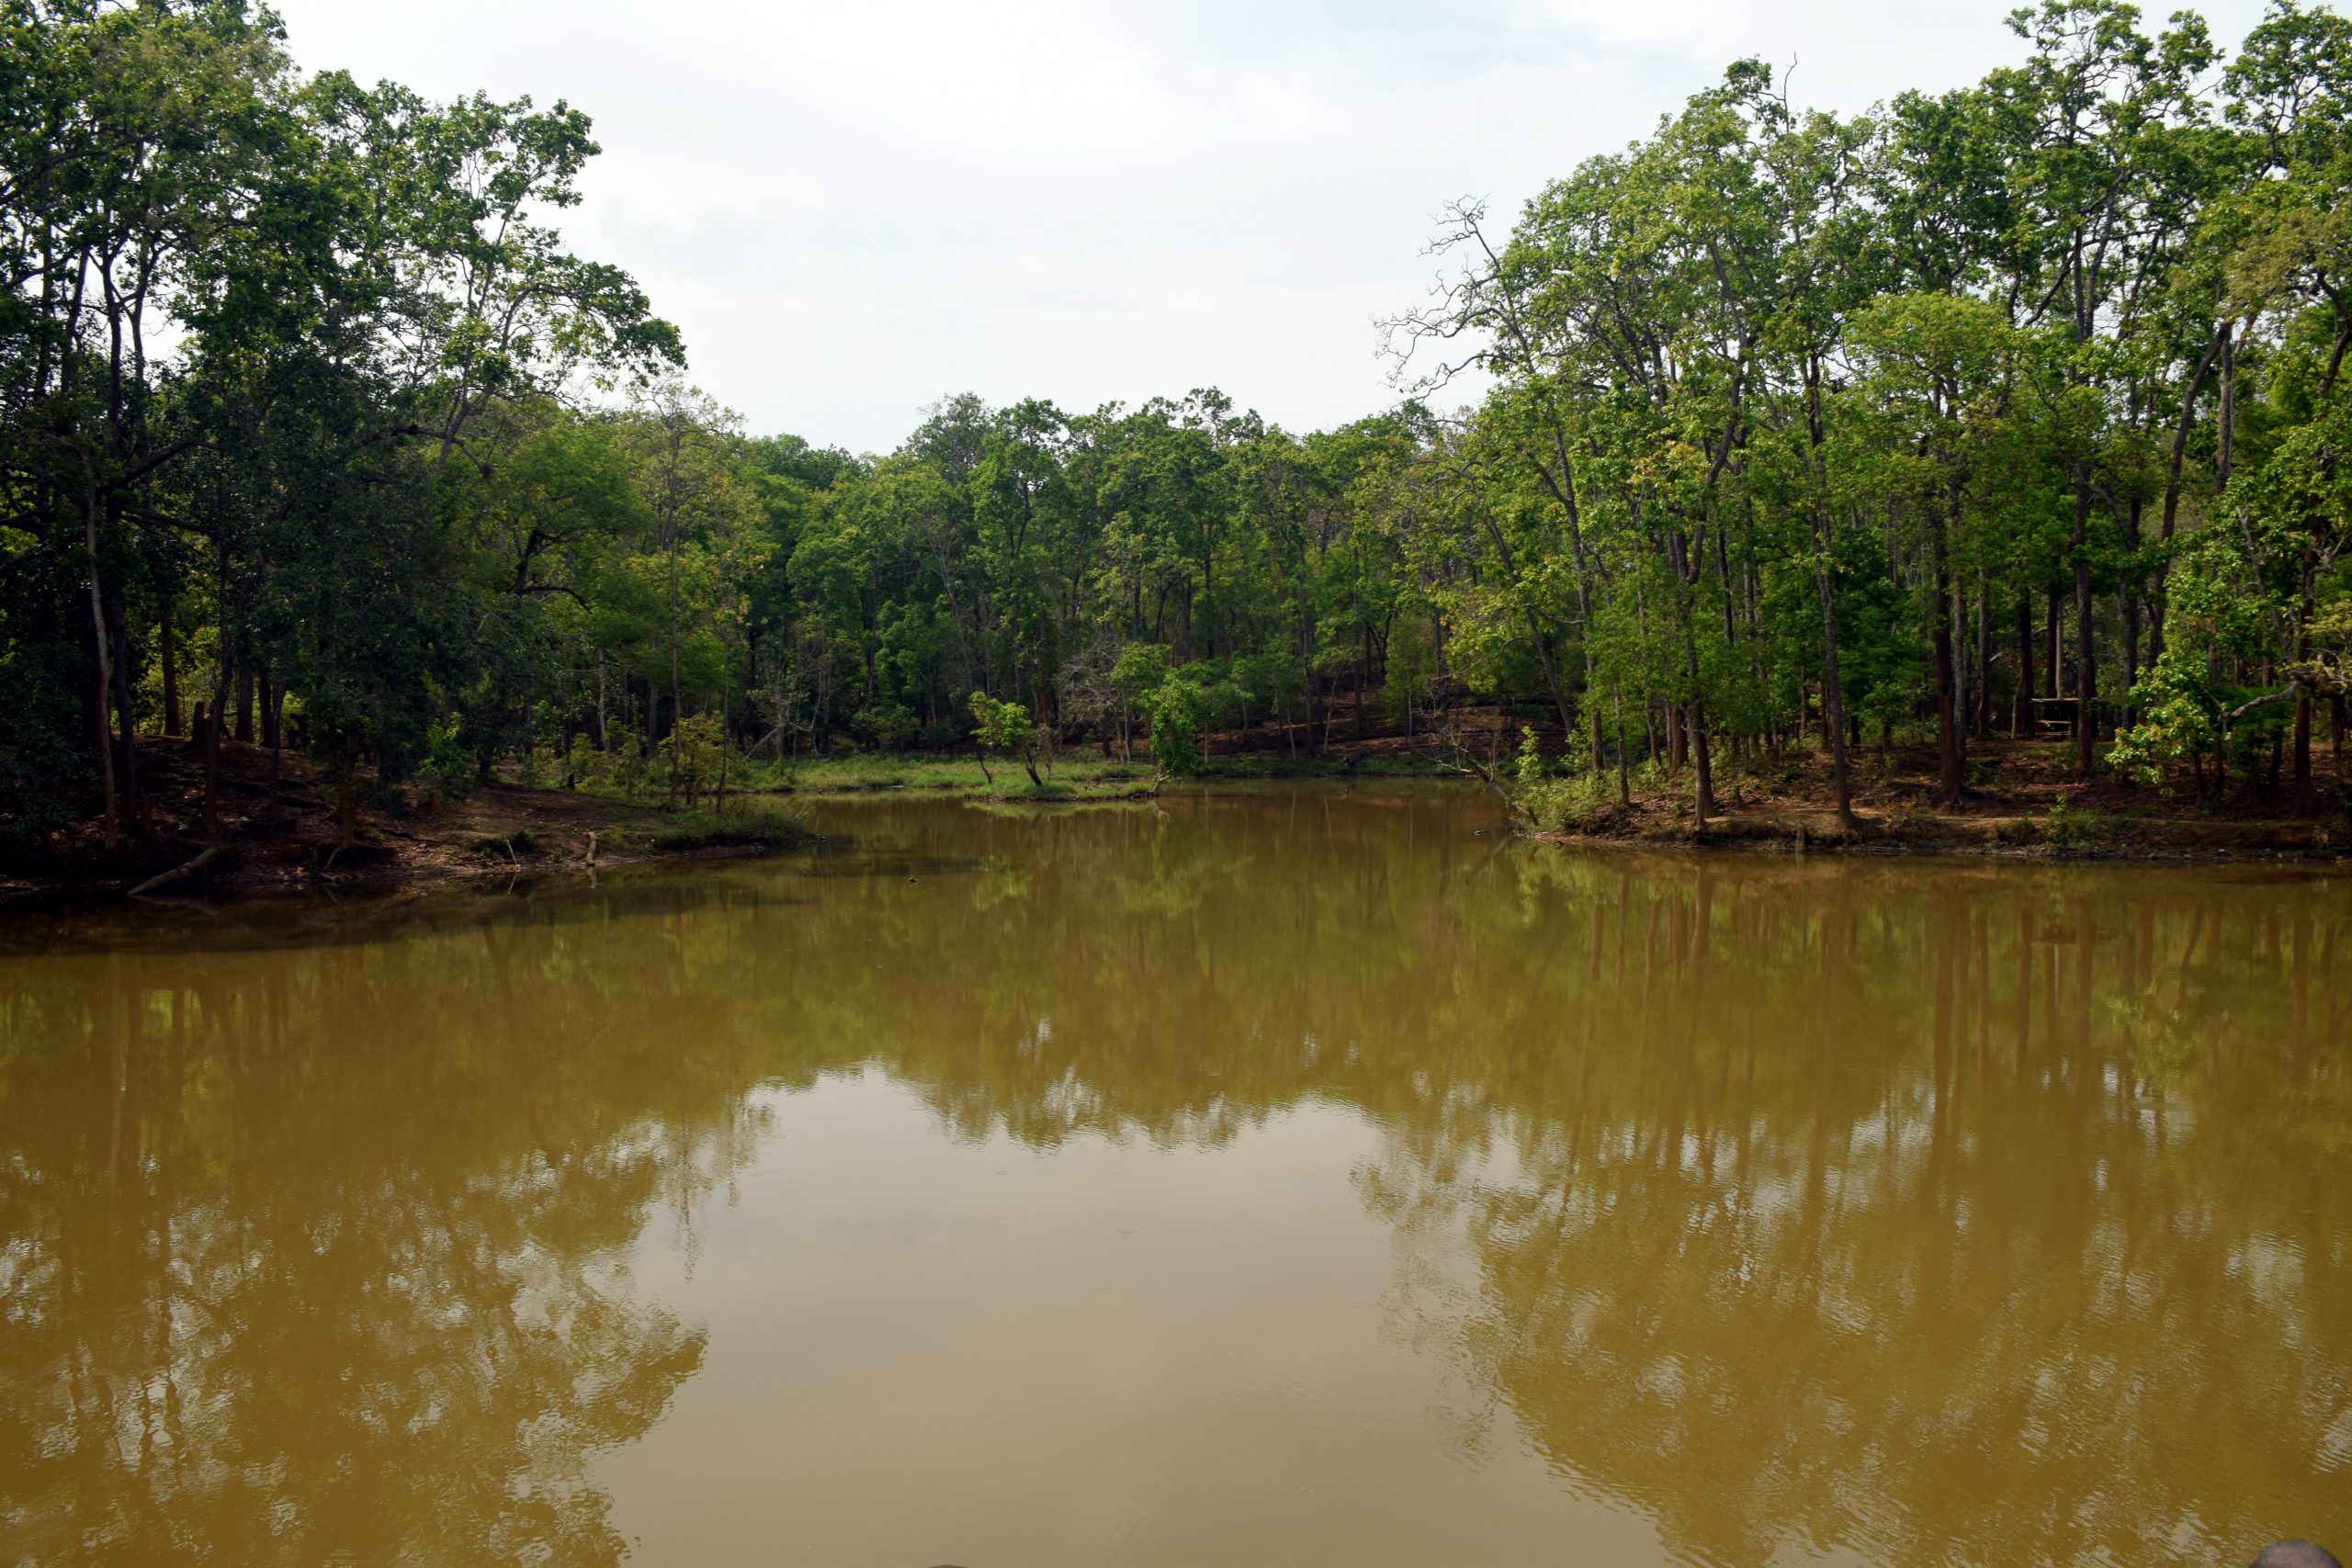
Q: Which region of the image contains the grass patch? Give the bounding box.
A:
[600,805,813,857]
[577,747,1453,804]
[733,753,1152,795]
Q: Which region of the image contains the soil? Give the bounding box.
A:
[2,736,808,897]
[1506,730,2352,862]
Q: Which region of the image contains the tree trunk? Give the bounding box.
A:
[1931,508,1962,806]
[267,682,286,819]
[107,588,139,829]
[2046,588,2063,703]
[595,650,609,751]
[1614,685,1632,807]
[2014,596,2034,739]
[1814,536,1858,830]
[2152,322,2228,669]
[160,599,181,738]
[2294,550,2318,811]
[338,731,359,849]
[1974,574,1993,740]
[1689,699,1716,825]
[2072,469,2096,773]
[82,502,119,854]
[201,681,229,842]
[2217,325,2237,491]
[2331,695,2346,799]
[2293,689,2315,813]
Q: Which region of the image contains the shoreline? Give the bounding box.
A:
[1522,804,2349,864]
[11,728,2351,899]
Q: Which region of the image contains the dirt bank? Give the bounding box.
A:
[1,737,809,897]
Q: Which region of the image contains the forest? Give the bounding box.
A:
[6,0,2352,856]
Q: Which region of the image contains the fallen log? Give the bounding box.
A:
[127,844,220,897]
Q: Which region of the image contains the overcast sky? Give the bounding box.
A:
[266,0,2276,453]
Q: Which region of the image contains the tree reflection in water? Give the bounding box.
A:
[2,788,2346,1565]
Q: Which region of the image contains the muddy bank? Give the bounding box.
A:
[1,737,811,898]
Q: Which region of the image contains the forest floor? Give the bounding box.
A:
[1510,728,2352,862]
[1,736,815,897]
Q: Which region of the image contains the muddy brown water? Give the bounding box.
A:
[3,784,2348,1566]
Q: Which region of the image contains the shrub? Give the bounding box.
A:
[1140,678,1204,778]
[1518,770,1622,833]
[2041,794,2109,852]
[658,713,728,805]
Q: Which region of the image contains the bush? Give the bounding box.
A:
[2041,794,2110,852]
[415,718,475,802]
[658,713,728,805]
[1140,678,1204,777]
[564,734,608,789]
[1517,762,1623,833]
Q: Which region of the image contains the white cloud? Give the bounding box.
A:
[266,0,2278,452]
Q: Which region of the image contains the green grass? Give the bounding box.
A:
[598,804,814,857]
[738,749,1458,797]
[724,752,1158,800]
[556,745,1462,811]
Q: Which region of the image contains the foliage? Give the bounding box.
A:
[1140,679,1204,778]
[11,0,2352,856]
[967,690,1041,786]
[658,713,728,806]
[2040,794,2114,851]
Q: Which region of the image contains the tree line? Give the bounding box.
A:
[6,0,2350,854]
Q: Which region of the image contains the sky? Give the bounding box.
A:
[265,0,2278,454]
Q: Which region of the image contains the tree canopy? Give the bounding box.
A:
[7,0,2352,853]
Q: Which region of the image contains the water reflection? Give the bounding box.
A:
[2,787,2346,1565]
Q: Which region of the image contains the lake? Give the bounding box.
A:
[3,785,2347,1566]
